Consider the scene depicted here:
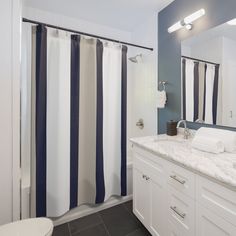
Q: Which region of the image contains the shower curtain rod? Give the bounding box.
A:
[22,18,154,51]
[182,55,220,66]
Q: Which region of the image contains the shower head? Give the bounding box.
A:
[129,54,142,63]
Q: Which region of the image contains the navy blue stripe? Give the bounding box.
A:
[70,35,80,209]
[203,64,207,121]
[36,24,47,217]
[95,40,105,204]
[121,46,128,196]
[212,65,219,125]
[194,62,199,122]
[182,59,186,120]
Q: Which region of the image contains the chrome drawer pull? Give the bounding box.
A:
[170,175,186,185]
[170,206,186,219]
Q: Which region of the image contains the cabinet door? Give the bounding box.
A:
[196,204,236,236]
[149,175,166,236]
[133,168,149,225]
[167,220,185,236]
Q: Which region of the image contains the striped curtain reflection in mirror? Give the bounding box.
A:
[28,25,127,217]
[182,58,220,125]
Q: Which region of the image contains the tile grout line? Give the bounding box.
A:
[102,222,112,236]
[67,223,72,236]
[97,212,111,236]
[68,213,103,236]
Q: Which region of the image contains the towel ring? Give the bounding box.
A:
[159,81,167,91]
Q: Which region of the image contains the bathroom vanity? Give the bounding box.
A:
[131,134,236,236]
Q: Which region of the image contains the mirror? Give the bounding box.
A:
[181,19,236,128]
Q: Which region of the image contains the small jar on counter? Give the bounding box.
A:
[166,120,177,136]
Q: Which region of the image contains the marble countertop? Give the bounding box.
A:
[130,134,236,190]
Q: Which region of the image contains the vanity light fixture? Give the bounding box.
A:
[227,18,236,25]
[168,9,205,33]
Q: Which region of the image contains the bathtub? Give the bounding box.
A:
[21,161,133,225]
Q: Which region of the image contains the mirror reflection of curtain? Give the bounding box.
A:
[182,58,220,124]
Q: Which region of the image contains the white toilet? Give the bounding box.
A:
[0,218,53,236]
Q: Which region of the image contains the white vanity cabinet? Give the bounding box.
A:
[133,148,167,236]
[132,145,236,236]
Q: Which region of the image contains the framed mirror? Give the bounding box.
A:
[181,18,236,128]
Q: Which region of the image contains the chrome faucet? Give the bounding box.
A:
[176,120,190,139]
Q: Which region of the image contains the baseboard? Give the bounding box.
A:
[53,195,133,226]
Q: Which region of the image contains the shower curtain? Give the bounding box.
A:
[182,58,219,124]
[26,24,127,217]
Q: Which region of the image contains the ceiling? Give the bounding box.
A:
[23,0,174,31]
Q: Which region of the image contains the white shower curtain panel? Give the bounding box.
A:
[46,29,71,216]
[103,43,122,201]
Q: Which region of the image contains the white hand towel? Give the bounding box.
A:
[191,135,224,154]
[157,90,167,108]
[195,127,236,153]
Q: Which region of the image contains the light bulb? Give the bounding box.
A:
[168,21,183,33]
[227,18,236,25]
[184,9,205,25]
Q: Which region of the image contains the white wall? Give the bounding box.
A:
[128,13,158,156]
[0,0,21,225]
[0,0,13,224]
[22,7,132,42]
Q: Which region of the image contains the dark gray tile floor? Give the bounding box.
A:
[53,201,151,236]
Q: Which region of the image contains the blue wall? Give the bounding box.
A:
[158,0,236,134]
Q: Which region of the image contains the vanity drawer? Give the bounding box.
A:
[167,161,195,199]
[167,185,195,236]
[133,152,153,175]
[196,175,236,227]
[133,152,166,185]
